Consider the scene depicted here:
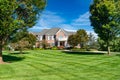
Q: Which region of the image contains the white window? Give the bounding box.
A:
[48,36,50,40]
[48,36,54,40]
[52,36,54,40]
[49,36,52,40]
[38,36,42,41]
[59,36,63,39]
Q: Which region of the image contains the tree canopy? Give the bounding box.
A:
[68,34,78,47]
[76,29,89,48]
[90,0,120,54]
[0,0,46,63]
[10,33,37,53]
[68,29,89,48]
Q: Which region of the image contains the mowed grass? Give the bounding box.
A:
[0,50,120,80]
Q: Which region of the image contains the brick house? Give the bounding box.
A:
[32,28,75,48]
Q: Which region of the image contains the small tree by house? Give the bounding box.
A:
[68,29,89,49]
[10,33,37,53]
[11,39,29,53]
[76,29,89,48]
[68,35,78,48]
[41,40,50,49]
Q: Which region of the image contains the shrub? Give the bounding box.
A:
[51,46,58,50]
[58,46,64,50]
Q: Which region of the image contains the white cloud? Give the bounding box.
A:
[29,11,66,31]
[72,12,91,26]
[31,26,50,30]
[36,11,65,28]
[58,24,76,31]
[29,11,94,33]
[28,10,98,38]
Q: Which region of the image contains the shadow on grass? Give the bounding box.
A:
[116,54,120,57]
[3,55,25,63]
[9,51,30,55]
[63,50,106,55]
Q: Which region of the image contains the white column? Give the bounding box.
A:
[58,41,60,47]
[65,41,67,47]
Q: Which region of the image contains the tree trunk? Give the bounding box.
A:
[0,43,4,63]
[107,46,110,55]
[107,41,110,55]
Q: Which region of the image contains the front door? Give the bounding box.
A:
[60,41,65,46]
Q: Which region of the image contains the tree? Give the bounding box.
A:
[10,39,30,53]
[76,29,89,48]
[88,33,98,49]
[0,0,46,63]
[111,36,120,52]
[41,40,50,49]
[68,35,78,47]
[24,33,37,49]
[97,38,107,51]
[90,0,120,55]
[97,37,120,52]
[10,32,37,52]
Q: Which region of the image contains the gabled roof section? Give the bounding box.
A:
[35,28,60,36]
[45,28,60,35]
[39,29,49,35]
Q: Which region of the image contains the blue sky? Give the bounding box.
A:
[29,0,94,33]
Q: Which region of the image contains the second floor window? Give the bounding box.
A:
[59,36,63,39]
[52,36,54,40]
[38,36,42,41]
[48,36,50,40]
[48,36,54,40]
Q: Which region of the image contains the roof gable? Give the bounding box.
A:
[56,28,68,36]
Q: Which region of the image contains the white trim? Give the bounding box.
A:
[52,36,54,40]
[40,36,42,41]
[48,36,50,40]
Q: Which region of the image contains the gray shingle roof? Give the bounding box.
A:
[39,29,49,35]
[33,28,75,36]
[45,28,60,35]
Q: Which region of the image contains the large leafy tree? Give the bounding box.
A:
[90,0,120,55]
[97,37,120,52]
[112,37,120,52]
[0,0,46,63]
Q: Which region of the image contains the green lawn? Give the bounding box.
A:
[0,50,120,80]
